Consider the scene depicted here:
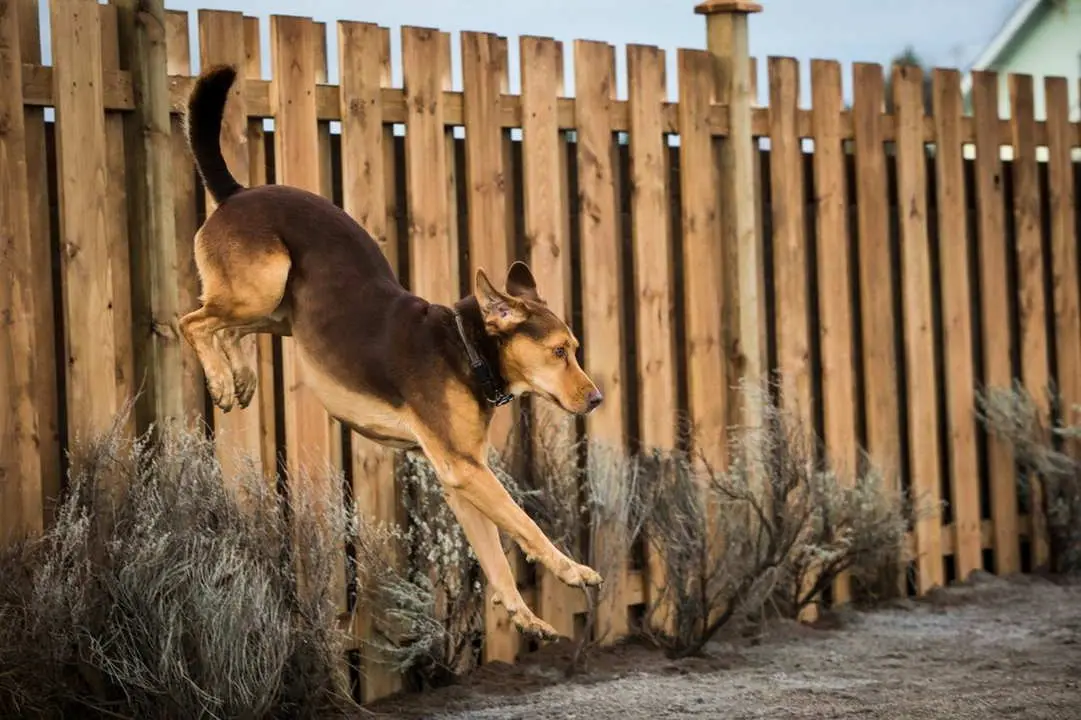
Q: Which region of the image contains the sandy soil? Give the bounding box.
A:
[366,571,1081,719]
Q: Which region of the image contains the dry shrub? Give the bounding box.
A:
[639,378,916,658]
[352,451,484,691]
[977,382,1081,573]
[0,409,358,720]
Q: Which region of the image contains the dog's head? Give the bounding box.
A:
[474,262,602,415]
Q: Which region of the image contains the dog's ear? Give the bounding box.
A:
[475,268,528,334]
[505,261,543,303]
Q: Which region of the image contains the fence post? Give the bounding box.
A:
[695,0,764,429]
[114,0,184,433]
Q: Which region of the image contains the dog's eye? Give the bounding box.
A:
[553,346,567,360]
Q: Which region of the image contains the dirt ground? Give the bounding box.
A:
[366,571,1081,719]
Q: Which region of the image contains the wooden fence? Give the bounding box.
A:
[2,0,1080,704]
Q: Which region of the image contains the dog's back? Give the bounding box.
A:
[187,64,398,291]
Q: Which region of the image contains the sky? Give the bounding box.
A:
[37,0,1023,106]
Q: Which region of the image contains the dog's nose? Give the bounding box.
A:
[586,389,604,412]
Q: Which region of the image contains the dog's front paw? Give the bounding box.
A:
[557,560,603,589]
[509,608,561,641]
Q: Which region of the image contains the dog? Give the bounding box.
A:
[179,64,605,639]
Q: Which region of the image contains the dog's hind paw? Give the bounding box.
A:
[207,373,236,413]
[233,366,258,409]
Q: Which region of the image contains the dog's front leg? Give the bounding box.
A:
[424,447,603,592]
[441,489,559,639]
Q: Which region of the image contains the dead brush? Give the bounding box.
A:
[0,407,358,720]
[351,450,485,691]
[977,382,1081,574]
[637,377,914,658]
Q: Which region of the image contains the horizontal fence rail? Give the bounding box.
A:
[1,0,1079,705]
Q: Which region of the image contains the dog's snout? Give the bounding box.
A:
[586,389,604,412]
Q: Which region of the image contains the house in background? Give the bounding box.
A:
[960,0,1081,158]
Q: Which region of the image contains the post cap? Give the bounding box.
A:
[694,0,763,15]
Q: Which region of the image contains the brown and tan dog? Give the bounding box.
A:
[179,64,604,639]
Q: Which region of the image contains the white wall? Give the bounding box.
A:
[990,0,1081,123]
[964,0,1081,160]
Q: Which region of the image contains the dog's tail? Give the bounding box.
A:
[185,64,244,205]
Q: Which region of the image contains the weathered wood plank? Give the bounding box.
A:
[0,0,43,540]
[893,64,944,593]
[810,58,858,602]
[1044,77,1081,452]
[931,68,982,580]
[768,57,812,427]
[19,64,1081,148]
[165,9,206,427]
[402,26,457,306]
[18,0,60,525]
[852,64,902,491]
[50,0,119,438]
[677,49,726,468]
[627,42,676,631]
[99,5,135,440]
[970,70,1020,575]
[575,38,629,644]
[1008,72,1051,570]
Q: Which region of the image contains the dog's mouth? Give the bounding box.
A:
[532,388,580,415]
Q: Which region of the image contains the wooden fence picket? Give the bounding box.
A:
[1045,77,1081,453]
[851,66,903,503]
[768,57,813,430]
[575,38,630,644]
[810,58,858,603]
[893,64,944,593]
[0,0,43,540]
[99,4,135,441]
[165,10,207,428]
[627,42,677,631]
[50,0,120,441]
[1008,73,1051,570]
[931,68,983,580]
[17,0,60,525]
[971,70,1020,575]
[677,49,726,466]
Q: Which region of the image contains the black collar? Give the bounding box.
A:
[452,309,514,407]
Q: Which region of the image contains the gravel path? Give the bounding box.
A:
[368,572,1081,719]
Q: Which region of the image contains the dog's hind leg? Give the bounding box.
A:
[180,229,291,412]
[216,313,291,409]
[180,302,238,411]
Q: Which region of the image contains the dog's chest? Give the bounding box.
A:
[294,345,418,449]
